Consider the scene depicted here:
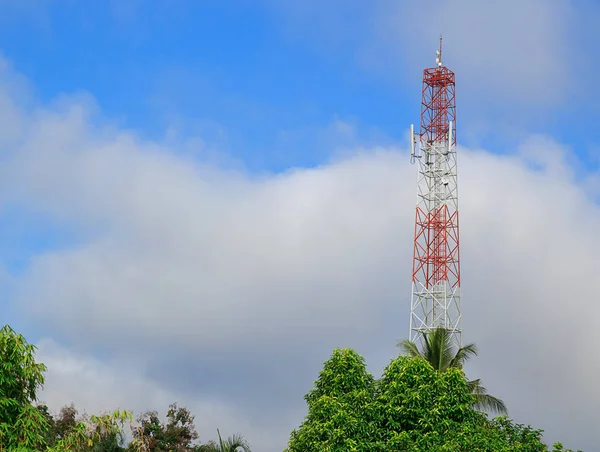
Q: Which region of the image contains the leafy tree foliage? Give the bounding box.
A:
[398,327,507,414]
[34,403,80,448]
[40,404,247,452]
[132,403,199,451]
[0,324,50,450]
[285,348,382,451]
[36,404,59,448]
[53,404,79,440]
[46,409,134,452]
[286,347,582,452]
[376,356,479,448]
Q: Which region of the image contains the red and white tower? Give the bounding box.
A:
[409,38,461,345]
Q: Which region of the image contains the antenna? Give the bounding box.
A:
[410,124,416,163]
[436,35,443,67]
[447,120,453,155]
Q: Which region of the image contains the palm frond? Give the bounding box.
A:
[473,392,508,415]
[438,328,456,372]
[199,430,251,452]
[449,342,478,369]
[397,339,421,358]
[196,444,219,452]
[420,328,456,372]
[468,379,508,415]
[466,378,481,393]
[223,433,251,452]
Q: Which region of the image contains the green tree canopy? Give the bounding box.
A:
[376,356,479,443]
[0,324,50,450]
[132,403,199,451]
[285,348,381,452]
[47,409,133,452]
[286,347,581,452]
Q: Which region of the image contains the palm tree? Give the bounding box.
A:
[196,429,251,452]
[398,327,507,415]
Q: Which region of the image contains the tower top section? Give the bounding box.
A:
[420,37,455,146]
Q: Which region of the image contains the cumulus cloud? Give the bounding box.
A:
[0,60,597,451]
[11,107,409,351]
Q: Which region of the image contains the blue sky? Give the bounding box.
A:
[0,2,599,451]
[0,1,411,171]
[3,0,596,172]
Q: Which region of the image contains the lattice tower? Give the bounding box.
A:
[409,37,461,346]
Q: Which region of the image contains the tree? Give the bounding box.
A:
[38,403,80,447]
[132,403,199,451]
[196,430,251,452]
[398,327,507,414]
[0,324,50,450]
[285,348,382,452]
[54,404,79,440]
[48,409,133,452]
[36,404,59,448]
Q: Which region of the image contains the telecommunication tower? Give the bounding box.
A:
[409,37,461,346]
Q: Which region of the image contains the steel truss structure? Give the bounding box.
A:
[409,38,461,346]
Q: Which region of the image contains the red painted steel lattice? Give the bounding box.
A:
[412,45,460,291]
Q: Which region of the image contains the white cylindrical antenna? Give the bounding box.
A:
[448,120,453,152]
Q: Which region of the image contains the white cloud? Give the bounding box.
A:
[12,115,409,350]
[0,60,597,451]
